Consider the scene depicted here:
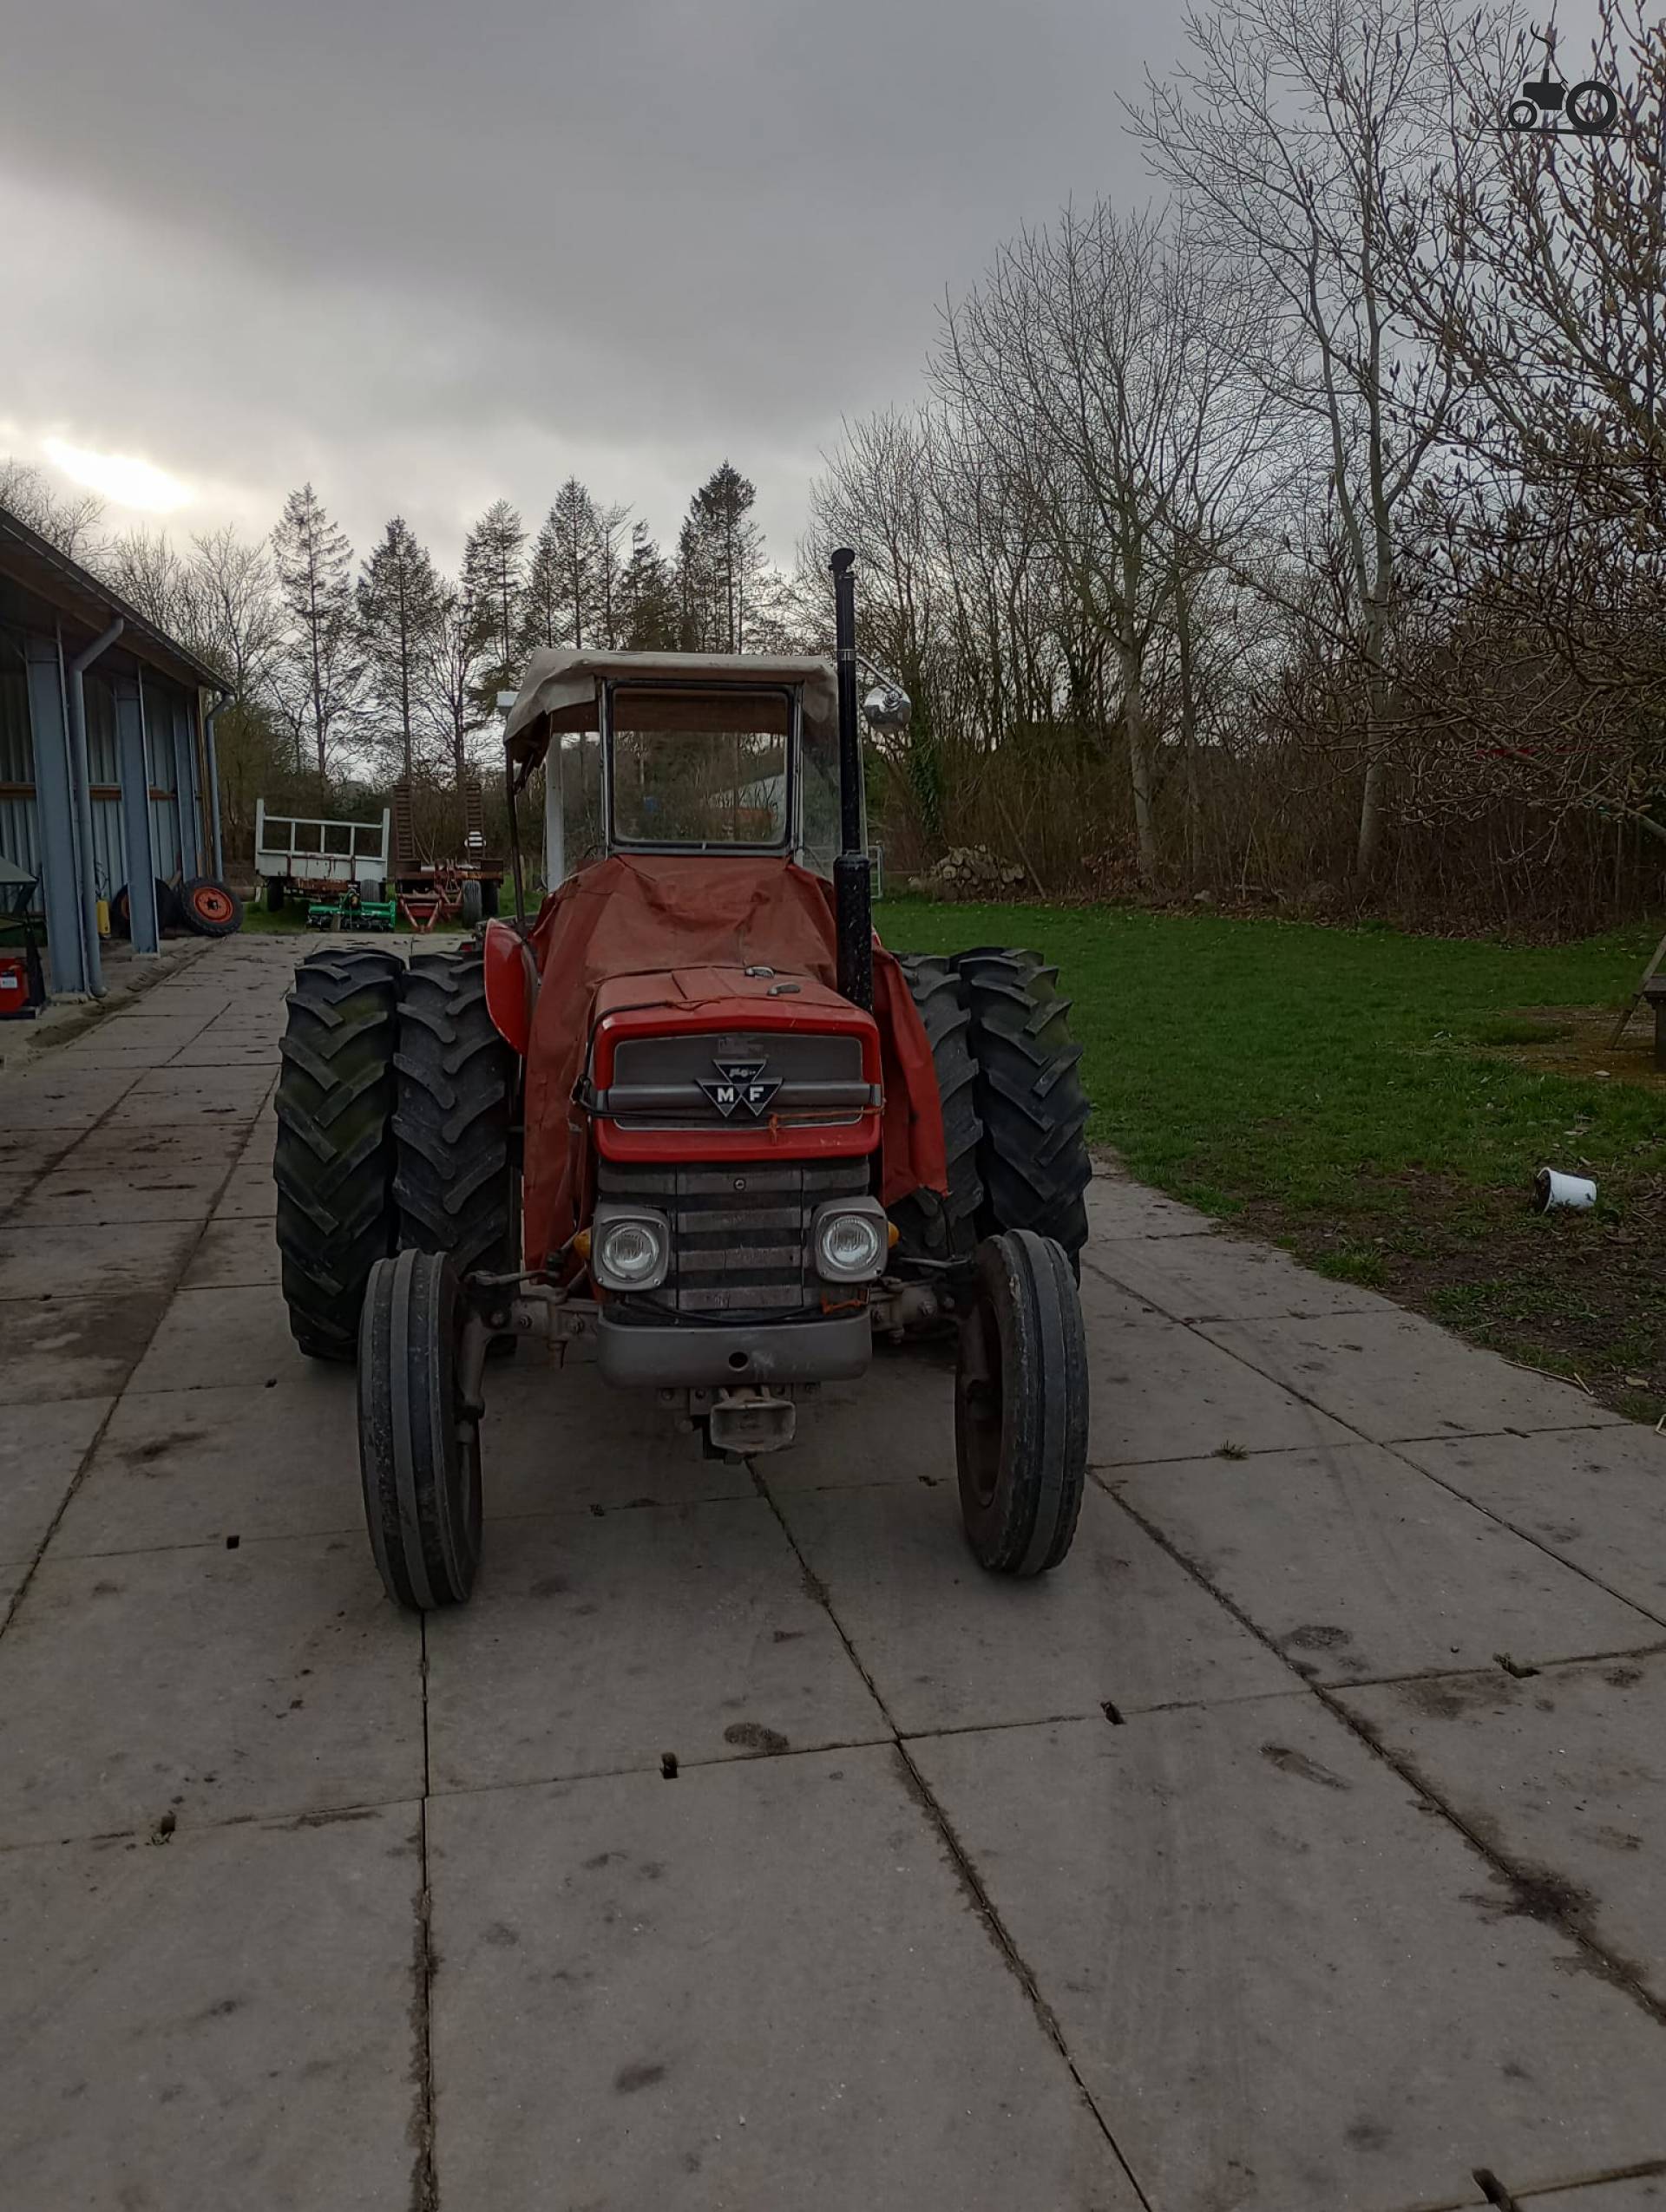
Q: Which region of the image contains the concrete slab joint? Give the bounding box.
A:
[0,940,1663,2211]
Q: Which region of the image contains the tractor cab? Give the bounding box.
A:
[273,553,1093,1613]
[514,652,847,885]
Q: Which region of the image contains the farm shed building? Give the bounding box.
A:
[0,502,225,997]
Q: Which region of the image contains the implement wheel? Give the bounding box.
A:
[111,879,182,939]
[394,946,517,1276]
[889,952,984,1266]
[274,946,403,1359]
[954,947,1092,1266]
[358,1249,482,1610]
[180,876,244,938]
[955,1229,1087,1576]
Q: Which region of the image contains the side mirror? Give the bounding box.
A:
[862,683,911,733]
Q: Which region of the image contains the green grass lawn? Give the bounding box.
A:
[876,897,1666,1419]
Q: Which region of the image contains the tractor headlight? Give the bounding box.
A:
[812,1199,887,1284]
[591,1206,670,1292]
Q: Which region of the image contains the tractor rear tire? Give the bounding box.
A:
[458,878,483,930]
[393,946,517,1278]
[180,876,244,938]
[357,1248,482,1610]
[889,952,983,1266]
[955,1229,1087,1575]
[274,946,403,1360]
[954,946,1092,1266]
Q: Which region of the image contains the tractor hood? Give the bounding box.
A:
[590,966,867,1022]
[517,853,946,1270]
[502,647,840,769]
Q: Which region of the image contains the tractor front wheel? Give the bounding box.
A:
[955,1229,1087,1576]
[358,1248,482,1609]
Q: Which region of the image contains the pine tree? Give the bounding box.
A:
[417,581,487,788]
[679,461,765,652]
[620,522,679,651]
[461,500,528,712]
[357,517,442,779]
[594,501,632,648]
[272,484,363,785]
[518,509,567,659]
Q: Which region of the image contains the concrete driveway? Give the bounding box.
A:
[2,934,1664,2212]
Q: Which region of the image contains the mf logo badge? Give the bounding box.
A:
[698,1057,781,1119]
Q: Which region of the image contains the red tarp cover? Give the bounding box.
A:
[521,854,947,1268]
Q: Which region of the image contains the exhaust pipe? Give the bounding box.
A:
[830,547,874,1012]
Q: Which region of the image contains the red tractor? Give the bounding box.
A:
[274,552,1092,1609]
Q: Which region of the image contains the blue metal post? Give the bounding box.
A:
[23,627,89,996]
[66,616,123,998]
[169,688,200,880]
[203,693,226,878]
[113,671,160,954]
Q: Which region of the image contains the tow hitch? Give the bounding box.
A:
[707,1387,797,1457]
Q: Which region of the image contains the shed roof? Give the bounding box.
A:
[0,502,225,694]
[503,647,839,769]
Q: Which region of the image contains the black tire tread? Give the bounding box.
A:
[393,946,516,1277]
[180,876,245,939]
[889,952,984,1264]
[357,1248,481,1609]
[273,946,403,1359]
[957,1229,1087,1576]
[954,946,1092,1260]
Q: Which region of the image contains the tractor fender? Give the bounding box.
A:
[482,919,537,1057]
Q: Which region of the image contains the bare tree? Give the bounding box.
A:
[1128,0,1482,874]
[101,528,200,642]
[191,525,284,713]
[935,204,1280,882]
[0,457,105,562]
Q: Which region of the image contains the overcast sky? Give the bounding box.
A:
[0,0,1177,576]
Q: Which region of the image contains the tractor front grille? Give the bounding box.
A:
[597,1155,870,1317]
[591,1030,874,1129]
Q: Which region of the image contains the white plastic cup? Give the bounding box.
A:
[1534,1167,1597,1213]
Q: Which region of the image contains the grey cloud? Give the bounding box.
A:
[1,0,1173,564]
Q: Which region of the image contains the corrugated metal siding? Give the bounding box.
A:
[0,638,205,900]
[144,677,181,884]
[90,796,124,899]
[0,793,39,878]
[149,795,181,880]
[0,638,40,880]
[0,651,33,784]
[84,673,119,785]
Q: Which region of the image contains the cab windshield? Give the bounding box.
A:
[606,683,793,850]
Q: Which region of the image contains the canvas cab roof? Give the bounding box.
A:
[502,648,839,769]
